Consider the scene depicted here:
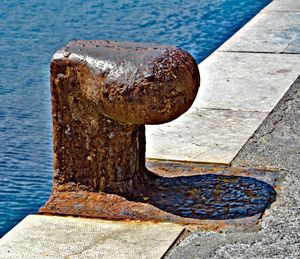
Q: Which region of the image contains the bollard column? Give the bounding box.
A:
[40,40,200,219]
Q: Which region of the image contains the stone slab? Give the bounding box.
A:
[219,11,300,53]
[267,0,300,12]
[146,108,268,164]
[196,52,300,112]
[0,215,184,259]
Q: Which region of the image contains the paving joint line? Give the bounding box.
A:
[200,107,269,114]
[266,11,300,13]
[161,227,187,259]
[218,50,300,55]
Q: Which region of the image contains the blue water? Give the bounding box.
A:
[0,0,271,237]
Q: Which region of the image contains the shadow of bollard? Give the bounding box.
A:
[132,173,276,220]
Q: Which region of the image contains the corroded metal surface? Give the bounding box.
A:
[52,40,200,125]
[40,160,277,229]
[146,160,281,188]
[39,189,262,231]
[40,40,276,229]
[45,40,199,197]
[135,172,276,220]
[144,161,278,221]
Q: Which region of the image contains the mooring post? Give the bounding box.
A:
[40,40,200,219]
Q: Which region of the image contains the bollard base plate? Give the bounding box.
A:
[39,161,280,231]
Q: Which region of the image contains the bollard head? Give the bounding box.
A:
[52,40,200,125]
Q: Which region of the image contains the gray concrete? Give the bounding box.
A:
[233,77,300,171]
[166,77,300,259]
[0,215,184,259]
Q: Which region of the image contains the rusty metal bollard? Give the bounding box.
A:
[39,40,200,221]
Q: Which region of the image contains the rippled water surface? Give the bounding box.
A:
[0,0,271,236]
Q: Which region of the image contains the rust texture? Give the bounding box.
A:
[40,159,277,230]
[40,40,276,229]
[41,40,199,203]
